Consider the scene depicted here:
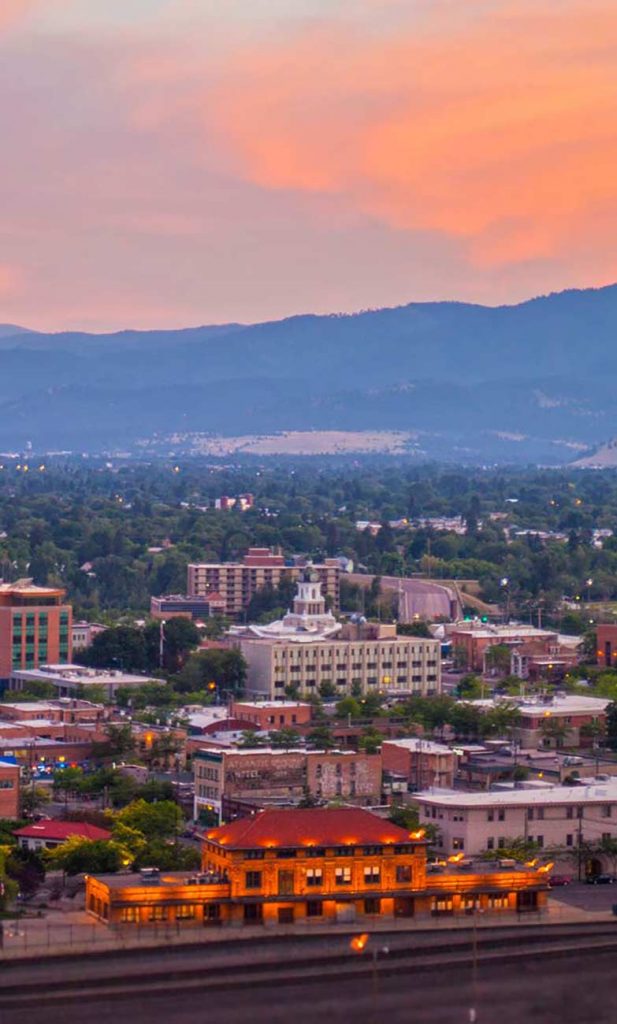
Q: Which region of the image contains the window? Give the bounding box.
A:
[121,907,139,923]
[245,871,262,889]
[205,904,221,922]
[602,805,612,819]
[431,897,453,915]
[148,906,168,922]
[306,900,323,918]
[335,866,352,885]
[396,865,412,883]
[176,905,196,920]
[276,849,296,859]
[306,868,323,887]
[536,835,544,848]
[245,850,264,860]
[452,838,465,851]
[306,847,325,858]
[566,834,573,847]
[363,846,382,856]
[537,808,545,821]
[336,847,354,856]
[487,837,495,850]
[498,838,506,849]
[566,807,574,820]
[364,866,380,885]
[488,895,509,910]
[364,898,381,914]
[498,809,505,822]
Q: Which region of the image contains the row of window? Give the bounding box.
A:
[245,864,413,890]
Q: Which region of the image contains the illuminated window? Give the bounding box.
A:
[148,906,168,922]
[335,867,352,885]
[121,907,139,923]
[306,868,323,887]
[176,905,196,920]
[363,866,380,885]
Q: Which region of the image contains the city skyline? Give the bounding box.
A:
[1,1,616,331]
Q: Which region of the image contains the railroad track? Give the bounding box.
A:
[2,922,617,1008]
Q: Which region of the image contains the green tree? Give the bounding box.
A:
[306,724,335,750]
[46,837,126,875]
[115,798,181,840]
[456,674,485,699]
[268,728,302,749]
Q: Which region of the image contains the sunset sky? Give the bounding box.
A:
[1,0,616,331]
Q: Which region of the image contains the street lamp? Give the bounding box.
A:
[349,934,390,1023]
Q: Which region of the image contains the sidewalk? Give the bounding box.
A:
[0,898,613,963]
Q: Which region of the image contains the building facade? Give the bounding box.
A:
[238,634,441,700]
[187,548,340,618]
[150,594,227,621]
[0,581,72,681]
[381,738,457,791]
[85,807,548,927]
[193,748,383,822]
[0,759,20,817]
[416,781,617,861]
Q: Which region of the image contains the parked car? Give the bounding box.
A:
[549,875,573,887]
[586,874,617,885]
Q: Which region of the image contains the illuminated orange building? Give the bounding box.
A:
[85,807,549,927]
[0,581,72,681]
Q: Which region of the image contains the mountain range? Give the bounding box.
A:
[3,285,617,462]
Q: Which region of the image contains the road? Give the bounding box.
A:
[2,945,616,1024]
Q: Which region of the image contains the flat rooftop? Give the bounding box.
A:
[466,696,609,716]
[416,782,617,807]
[383,738,454,755]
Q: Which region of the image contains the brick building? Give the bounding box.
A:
[187,548,340,618]
[85,806,549,927]
[0,581,72,681]
[229,701,313,731]
[0,759,20,817]
[193,747,382,822]
[382,738,457,791]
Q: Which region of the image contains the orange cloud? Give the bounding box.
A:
[208,0,617,268]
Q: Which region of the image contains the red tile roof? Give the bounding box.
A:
[14,821,111,842]
[206,807,417,849]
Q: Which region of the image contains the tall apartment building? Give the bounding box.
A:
[187,548,340,618]
[0,581,72,681]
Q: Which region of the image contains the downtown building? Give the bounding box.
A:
[230,574,441,700]
[193,746,383,822]
[85,806,549,928]
[187,547,340,618]
[0,580,72,682]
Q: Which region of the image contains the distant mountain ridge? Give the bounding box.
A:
[2,285,617,462]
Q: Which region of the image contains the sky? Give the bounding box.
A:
[1,0,616,331]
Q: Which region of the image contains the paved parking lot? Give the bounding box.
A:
[550,881,617,912]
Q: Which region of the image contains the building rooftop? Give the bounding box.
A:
[11,666,158,686]
[383,738,454,755]
[14,821,111,841]
[233,701,312,709]
[415,782,617,807]
[466,696,610,717]
[206,807,420,848]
